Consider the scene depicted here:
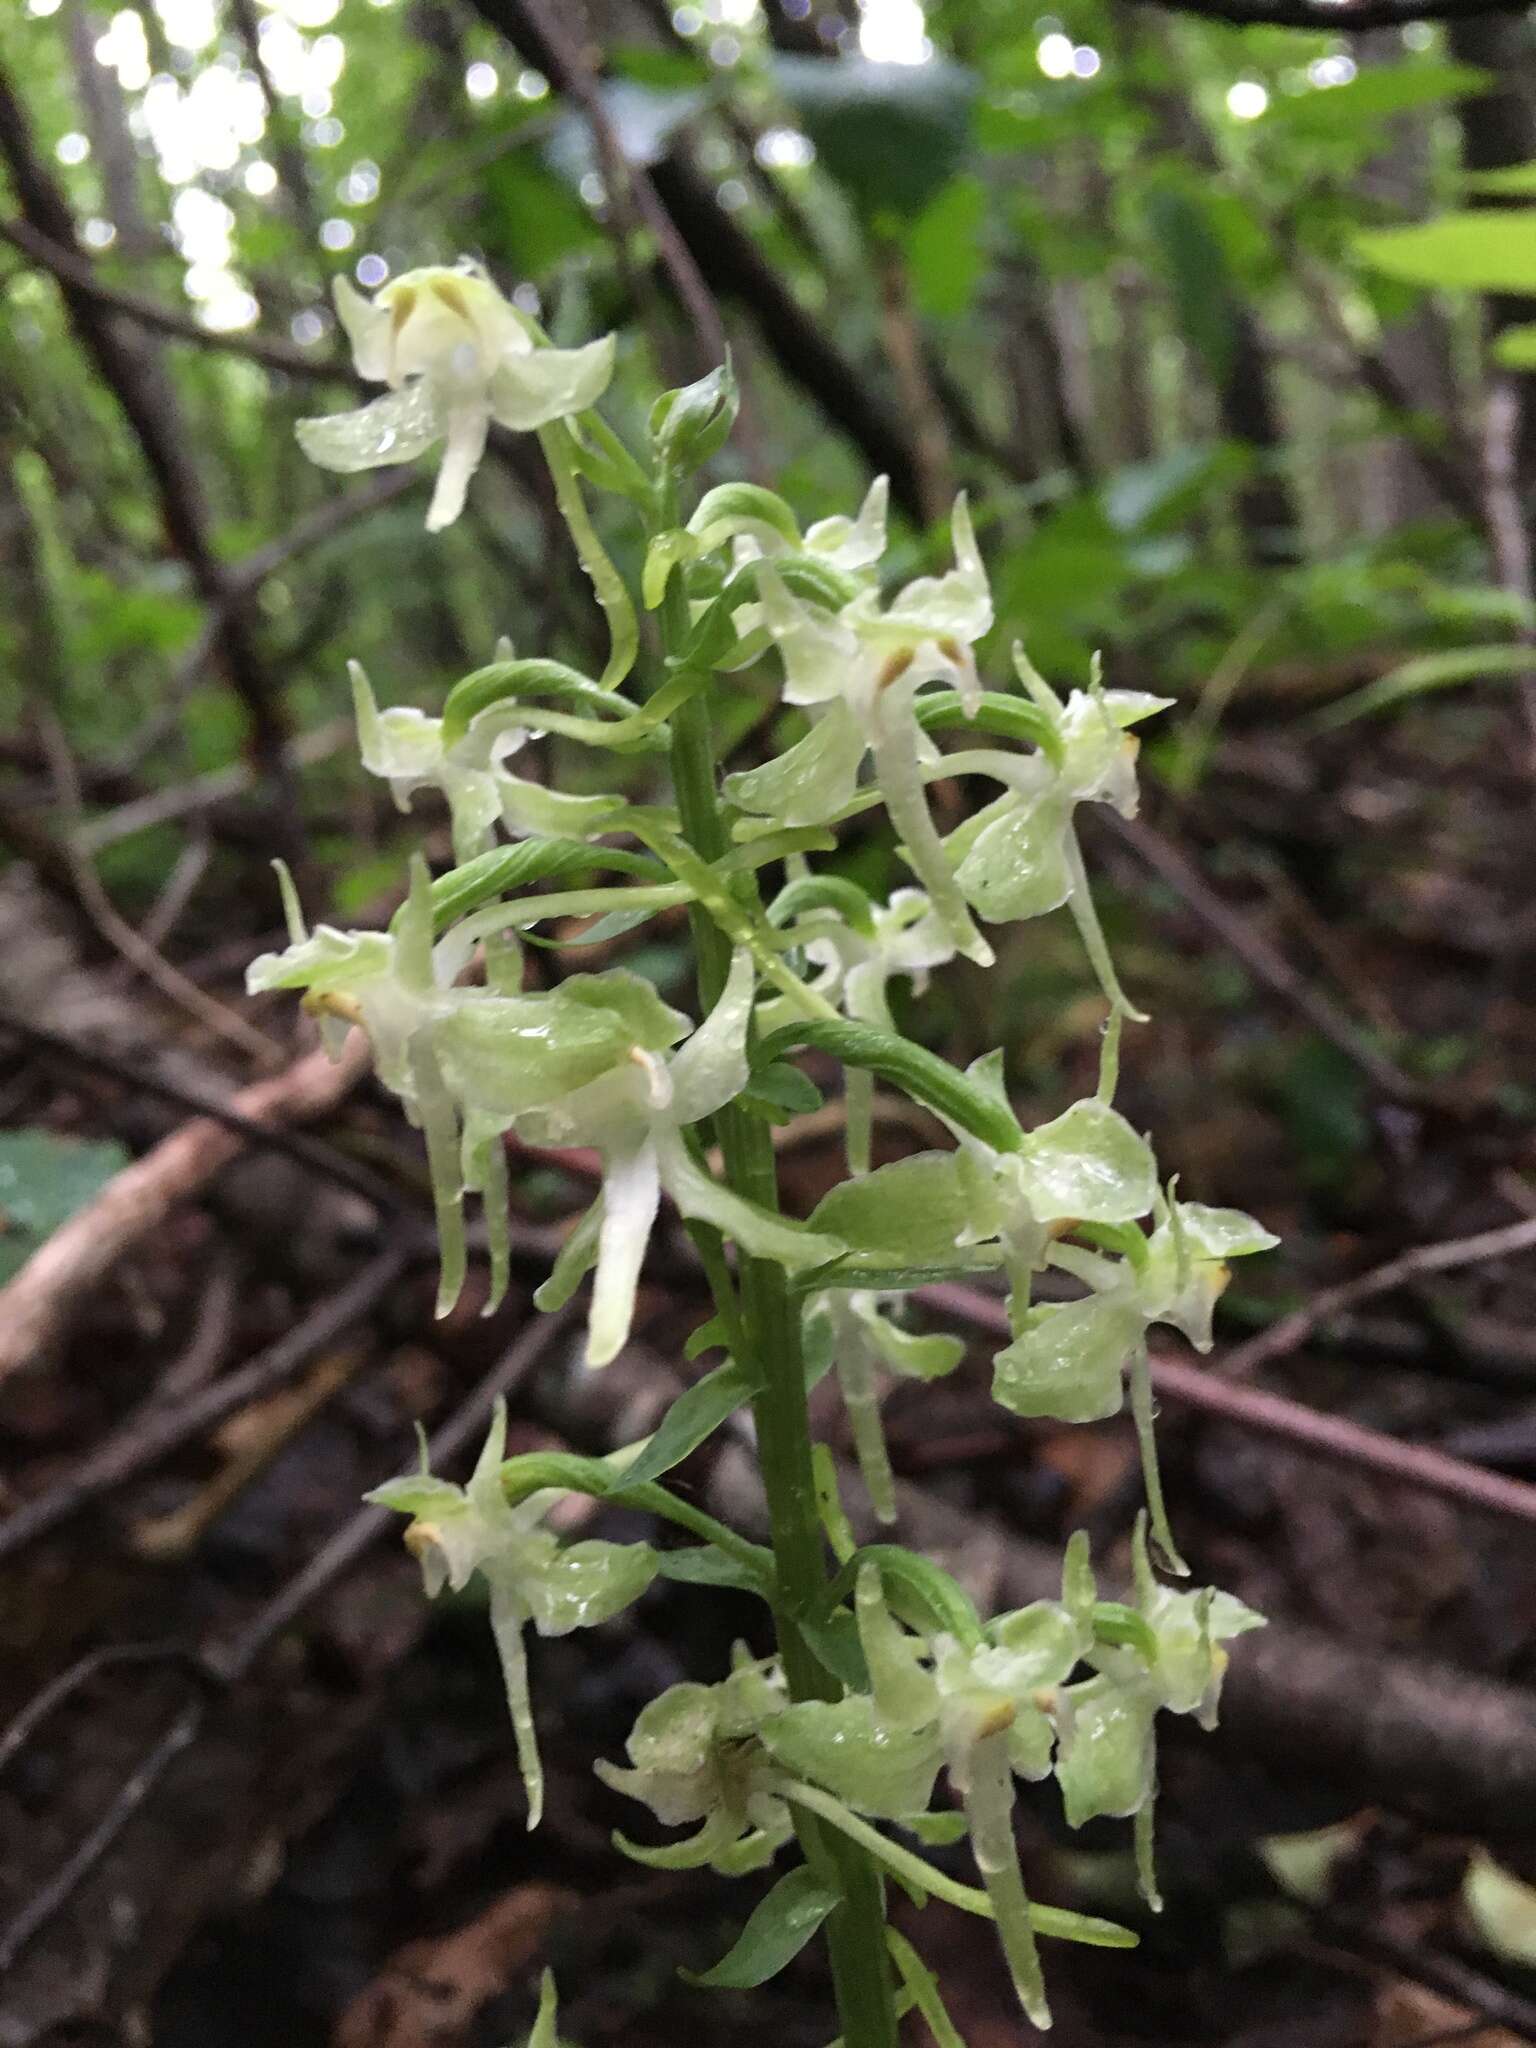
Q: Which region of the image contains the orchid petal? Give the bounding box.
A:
[427,402,490,532]
[488,333,616,429]
[668,949,755,1125]
[295,381,444,474]
[587,1138,662,1366]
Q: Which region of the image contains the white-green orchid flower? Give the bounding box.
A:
[350,658,623,861]
[939,651,1171,1015]
[996,1186,1276,1571]
[596,1655,796,1874]
[246,866,676,1318]
[296,260,615,532]
[521,951,844,1367]
[811,1063,1160,1309]
[724,497,995,964]
[368,1400,657,1829]
[763,882,957,1169]
[763,1546,1099,2029]
[1053,1516,1263,1906]
[996,1189,1277,1424]
[806,1290,964,1524]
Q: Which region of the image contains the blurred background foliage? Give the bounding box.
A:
[0,0,1534,1270]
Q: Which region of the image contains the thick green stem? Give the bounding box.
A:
[660,573,899,2048]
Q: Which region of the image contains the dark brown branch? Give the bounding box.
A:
[1094,808,1425,1101]
[0,214,346,379]
[0,70,293,791]
[0,1304,578,1972]
[0,1009,404,1212]
[915,1279,1536,1533]
[466,0,928,518]
[0,1238,416,1562]
[1122,0,1532,29]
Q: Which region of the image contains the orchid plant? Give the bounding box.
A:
[266,263,1275,2046]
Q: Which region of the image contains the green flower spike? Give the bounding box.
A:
[1054,1515,1263,1907]
[368,1400,657,1830]
[996,1184,1276,1570]
[596,1656,795,1874]
[519,951,844,1366]
[724,496,995,964]
[941,650,1172,1016]
[297,260,615,532]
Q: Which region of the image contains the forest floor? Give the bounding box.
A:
[3,696,1536,2048]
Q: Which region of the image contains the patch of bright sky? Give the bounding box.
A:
[756,126,815,171]
[1226,79,1268,120]
[858,0,931,63]
[465,61,499,101]
[1308,53,1357,86]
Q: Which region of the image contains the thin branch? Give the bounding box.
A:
[0,1030,373,1381]
[916,1276,1536,1531]
[0,216,347,381]
[1222,1213,1536,1378]
[0,1238,415,1563]
[1097,809,1425,1101]
[507,0,728,373]
[1121,0,1533,29]
[0,1008,401,1211]
[0,1304,578,1972]
[0,70,295,797]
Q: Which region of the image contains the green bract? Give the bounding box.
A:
[297,261,615,531]
[367,1401,657,1828]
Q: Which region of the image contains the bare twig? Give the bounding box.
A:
[0,215,346,382]
[916,1277,1536,1531]
[511,0,728,374]
[0,1240,412,1561]
[1098,809,1423,1101]
[0,1304,577,1971]
[0,71,296,808]
[0,1009,398,1211]
[1479,372,1536,760]
[0,1030,373,1381]
[74,717,352,853]
[1222,1214,1536,1379]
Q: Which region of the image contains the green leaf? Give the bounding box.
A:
[620,1357,764,1487]
[906,173,988,319]
[1467,159,1536,197]
[1142,184,1237,384]
[1354,210,1536,295]
[738,1059,825,1124]
[774,55,978,223]
[757,1022,1023,1153]
[0,1129,131,1284]
[1496,321,1536,369]
[683,1866,841,1990]
[1308,643,1536,731]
